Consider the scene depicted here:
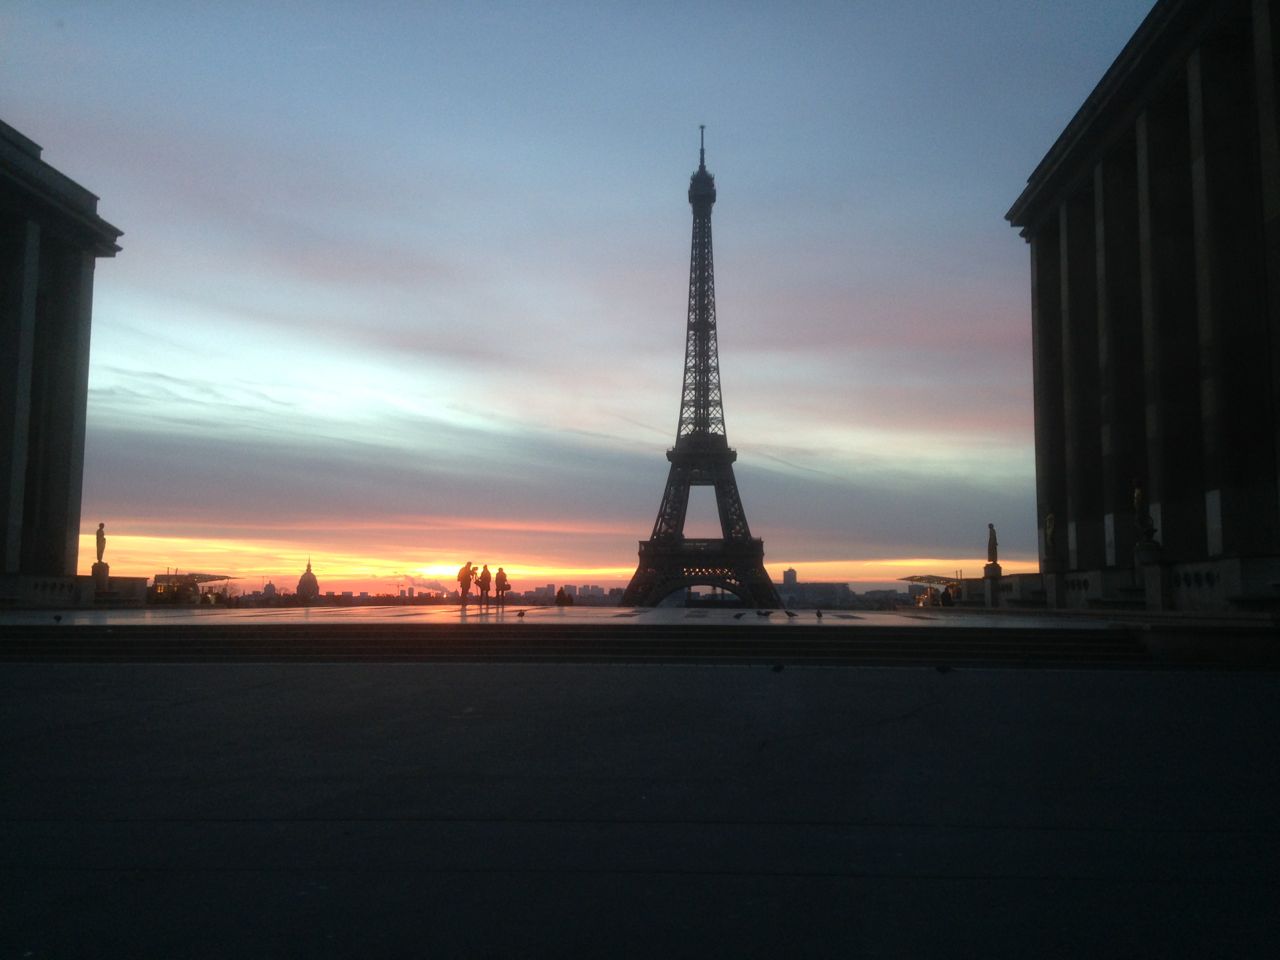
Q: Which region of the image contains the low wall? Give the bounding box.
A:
[0,574,147,609]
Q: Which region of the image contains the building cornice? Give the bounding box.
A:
[1006,0,1223,238]
[0,118,122,256]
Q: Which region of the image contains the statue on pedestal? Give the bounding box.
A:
[1132,478,1162,569]
[1132,478,1158,544]
[92,522,109,594]
[984,522,1002,581]
[983,522,1002,606]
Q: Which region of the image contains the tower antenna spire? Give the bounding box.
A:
[699,124,705,167]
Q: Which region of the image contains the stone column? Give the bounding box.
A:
[1189,26,1276,560]
[1136,85,1205,563]
[1060,191,1105,573]
[1030,221,1068,591]
[18,237,96,577]
[1255,0,1280,532]
[1094,135,1147,569]
[0,218,39,574]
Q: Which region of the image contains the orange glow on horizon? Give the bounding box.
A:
[80,531,1038,595]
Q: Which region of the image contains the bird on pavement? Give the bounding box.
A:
[756,610,772,617]
[815,609,823,619]
[516,610,525,619]
[783,610,797,619]
[733,611,746,619]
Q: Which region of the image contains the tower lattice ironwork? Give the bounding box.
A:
[621,130,781,607]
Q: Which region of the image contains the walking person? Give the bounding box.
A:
[457,562,474,604]
[494,567,509,605]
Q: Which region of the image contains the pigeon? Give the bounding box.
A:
[733,611,746,619]
[756,610,772,617]
[516,610,525,619]
[783,610,797,619]
[53,614,62,623]
[815,609,823,619]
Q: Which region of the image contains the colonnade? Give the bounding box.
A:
[1021,0,1280,602]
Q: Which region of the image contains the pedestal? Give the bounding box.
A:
[983,562,1002,607]
[1133,541,1166,611]
[91,562,109,594]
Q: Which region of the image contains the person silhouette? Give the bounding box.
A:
[494,567,509,604]
[477,564,492,605]
[457,562,474,603]
[96,523,106,564]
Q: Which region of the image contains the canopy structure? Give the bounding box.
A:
[153,573,233,586]
[898,575,960,586]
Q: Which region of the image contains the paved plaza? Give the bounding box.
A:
[0,603,1118,629]
[2,619,1277,957]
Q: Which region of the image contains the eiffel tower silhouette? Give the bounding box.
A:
[621,130,781,608]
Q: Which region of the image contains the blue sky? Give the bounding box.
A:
[1,0,1157,589]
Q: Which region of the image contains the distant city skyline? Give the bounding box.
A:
[1,1,1157,593]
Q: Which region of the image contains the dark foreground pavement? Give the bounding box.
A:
[2,660,1278,958]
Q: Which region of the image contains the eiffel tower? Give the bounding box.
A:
[621,130,781,608]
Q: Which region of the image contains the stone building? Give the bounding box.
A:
[2,119,123,606]
[1007,0,1280,610]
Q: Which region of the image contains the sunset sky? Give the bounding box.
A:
[2,1,1156,594]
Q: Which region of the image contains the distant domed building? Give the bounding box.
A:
[296,560,319,603]
[263,581,277,598]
